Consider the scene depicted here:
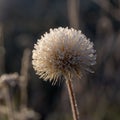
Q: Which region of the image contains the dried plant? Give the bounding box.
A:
[32,27,96,120]
[20,49,31,109]
[0,49,39,120]
[67,0,80,29]
[0,73,19,120]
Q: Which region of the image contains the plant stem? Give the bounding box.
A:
[66,77,80,120]
[20,49,30,108]
[3,86,14,120]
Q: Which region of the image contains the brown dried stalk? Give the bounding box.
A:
[65,76,80,120]
[20,49,31,108]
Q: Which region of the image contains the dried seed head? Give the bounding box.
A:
[32,27,96,84]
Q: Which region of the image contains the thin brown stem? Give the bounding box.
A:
[3,86,15,120]
[67,0,80,29]
[20,49,31,108]
[66,77,80,120]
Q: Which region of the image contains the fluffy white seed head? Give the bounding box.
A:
[32,27,96,84]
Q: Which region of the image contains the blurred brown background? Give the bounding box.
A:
[0,0,120,120]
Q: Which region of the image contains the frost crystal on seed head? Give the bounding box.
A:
[32,27,96,83]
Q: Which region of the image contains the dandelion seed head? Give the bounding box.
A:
[32,27,96,83]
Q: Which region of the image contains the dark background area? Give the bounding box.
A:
[0,0,120,120]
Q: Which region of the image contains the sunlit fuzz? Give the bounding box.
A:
[32,27,96,84]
